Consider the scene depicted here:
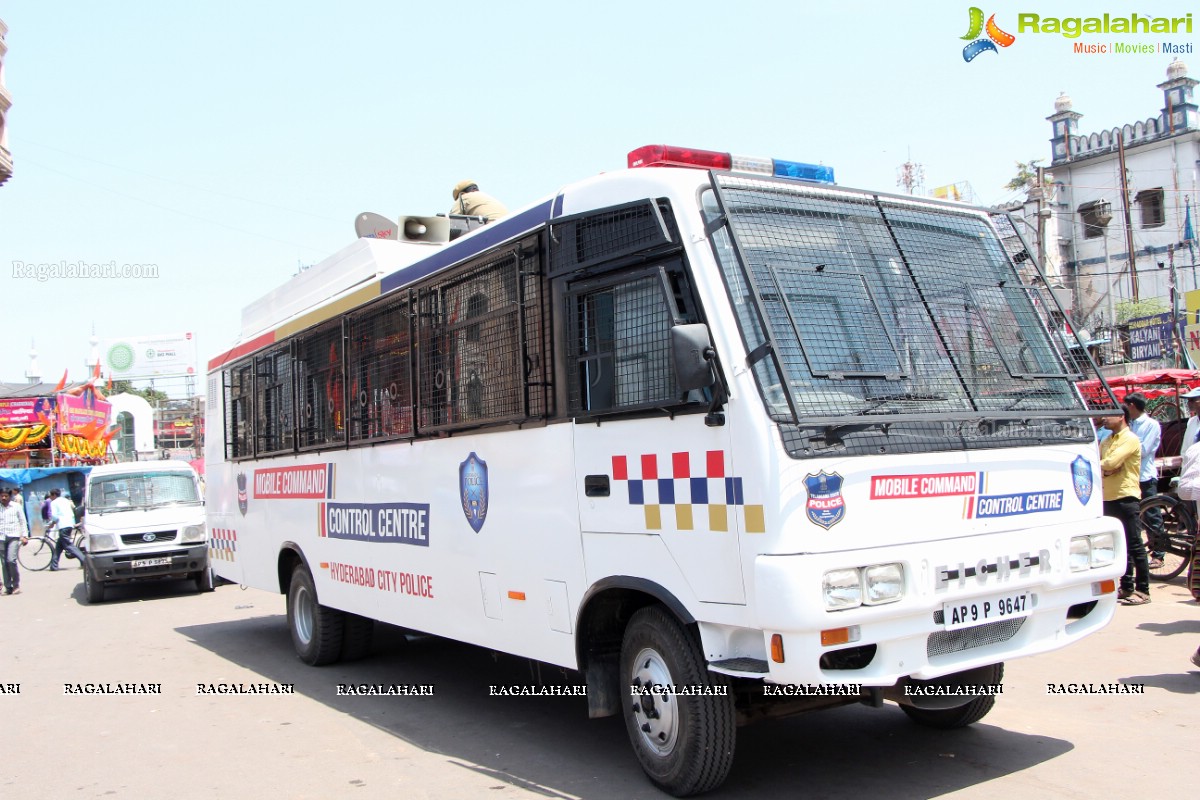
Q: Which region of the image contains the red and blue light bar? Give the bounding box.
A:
[627,144,835,185]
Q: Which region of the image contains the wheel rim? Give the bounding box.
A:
[630,646,679,757]
[294,585,314,645]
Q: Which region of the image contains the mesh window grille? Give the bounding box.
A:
[224,362,253,459]
[549,199,673,275]
[416,250,528,431]
[295,322,346,449]
[255,346,294,455]
[348,294,414,442]
[565,273,677,414]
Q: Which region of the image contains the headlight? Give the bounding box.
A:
[1069,536,1092,572]
[863,563,904,605]
[179,525,206,544]
[88,533,118,553]
[822,568,862,610]
[1088,532,1116,567]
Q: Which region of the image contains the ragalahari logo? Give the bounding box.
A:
[961,7,1016,61]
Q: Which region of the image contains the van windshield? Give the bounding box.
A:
[88,472,200,512]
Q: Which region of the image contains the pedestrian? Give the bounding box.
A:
[449,180,508,221]
[1100,408,1151,605]
[39,492,52,534]
[10,486,27,529]
[47,488,85,570]
[0,489,29,595]
[1123,393,1164,568]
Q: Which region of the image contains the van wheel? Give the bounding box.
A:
[287,564,344,666]
[620,605,735,796]
[341,613,375,661]
[194,566,215,593]
[901,663,1004,729]
[83,566,105,604]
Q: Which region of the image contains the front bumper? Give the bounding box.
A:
[85,544,208,585]
[754,516,1124,686]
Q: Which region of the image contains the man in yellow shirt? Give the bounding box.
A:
[1100,407,1150,605]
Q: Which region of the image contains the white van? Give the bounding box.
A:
[82,460,210,603]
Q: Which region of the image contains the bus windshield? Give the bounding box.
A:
[704,176,1091,423]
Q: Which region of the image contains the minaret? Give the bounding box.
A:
[84,332,101,375]
[0,18,11,187]
[1157,58,1197,135]
[25,342,40,385]
[1047,92,1082,165]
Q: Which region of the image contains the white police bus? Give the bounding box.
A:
[206,145,1124,795]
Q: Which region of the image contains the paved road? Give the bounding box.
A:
[1,566,1197,800]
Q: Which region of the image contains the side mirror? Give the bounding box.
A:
[671,324,717,392]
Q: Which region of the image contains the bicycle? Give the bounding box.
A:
[16,523,87,572]
[1137,493,1197,580]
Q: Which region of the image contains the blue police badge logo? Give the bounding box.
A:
[804,471,846,529]
[459,452,489,533]
[237,472,248,517]
[1070,455,1093,505]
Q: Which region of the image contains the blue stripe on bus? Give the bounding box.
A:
[379,199,555,295]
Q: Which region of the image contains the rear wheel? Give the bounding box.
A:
[287,564,344,666]
[1139,495,1193,580]
[341,613,375,661]
[619,605,735,796]
[900,663,1004,729]
[83,563,105,604]
[17,537,53,571]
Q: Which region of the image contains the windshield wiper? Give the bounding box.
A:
[860,392,948,414]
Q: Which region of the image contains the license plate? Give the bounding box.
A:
[131,557,172,569]
[942,591,1031,630]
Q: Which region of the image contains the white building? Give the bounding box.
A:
[1039,59,1198,336]
[0,18,11,187]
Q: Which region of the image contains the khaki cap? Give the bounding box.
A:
[453,180,478,200]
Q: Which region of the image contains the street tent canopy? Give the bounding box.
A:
[1077,369,1200,415]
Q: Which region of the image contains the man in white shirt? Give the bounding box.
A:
[1179,387,1200,455]
[1,489,29,595]
[47,488,85,571]
[1124,394,1164,567]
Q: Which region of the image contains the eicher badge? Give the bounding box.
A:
[804,471,846,529]
[237,472,248,517]
[1070,455,1093,505]
[459,452,489,533]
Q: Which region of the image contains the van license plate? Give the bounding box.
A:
[132,557,172,569]
[942,591,1031,630]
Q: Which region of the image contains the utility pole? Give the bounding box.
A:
[1035,165,1047,269]
[1116,132,1139,301]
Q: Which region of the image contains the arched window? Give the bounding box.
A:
[117,411,135,455]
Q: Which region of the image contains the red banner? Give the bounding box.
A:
[56,393,111,436]
[0,397,54,427]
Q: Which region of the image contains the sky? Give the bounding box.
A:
[0,0,1196,392]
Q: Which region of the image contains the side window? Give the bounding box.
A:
[224,362,253,459]
[295,322,346,449]
[348,293,414,442]
[255,345,294,455]
[564,260,696,415]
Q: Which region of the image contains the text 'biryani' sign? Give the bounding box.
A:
[1127,313,1174,362]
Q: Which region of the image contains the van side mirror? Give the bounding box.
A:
[671,323,717,392]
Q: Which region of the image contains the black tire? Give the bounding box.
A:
[83,564,105,604]
[341,613,375,662]
[900,663,1004,729]
[286,564,344,666]
[1139,495,1193,580]
[17,537,53,571]
[619,605,735,797]
[194,565,215,593]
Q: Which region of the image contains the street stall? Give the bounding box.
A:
[0,382,117,470]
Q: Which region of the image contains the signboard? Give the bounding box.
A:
[1185,290,1200,367]
[102,333,198,378]
[0,397,53,427]
[57,393,111,436]
[1127,312,1174,362]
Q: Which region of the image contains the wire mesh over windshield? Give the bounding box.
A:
[711,176,1087,422]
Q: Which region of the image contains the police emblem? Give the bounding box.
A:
[459,452,489,533]
[804,471,846,529]
[1070,455,1093,505]
[236,472,248,517]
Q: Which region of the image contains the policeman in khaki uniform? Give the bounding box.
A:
[450,180,508,221]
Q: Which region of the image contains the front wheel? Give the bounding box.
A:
[83,564,105,604]
[18,537,53,571]
[286,564,344,666]
[619,605,735,797]
[900,663,1004,729]
[1139,495,1194,580]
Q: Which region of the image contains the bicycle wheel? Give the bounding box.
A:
[1139,495,1193,580]
[18,537,54,571]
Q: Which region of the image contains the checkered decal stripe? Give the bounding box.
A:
[209,528,238,562]
[611,450,765,533]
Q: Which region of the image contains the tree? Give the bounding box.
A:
[1005,159,1051,194]
[1115,298,1169,324]
[109,380,169,406]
